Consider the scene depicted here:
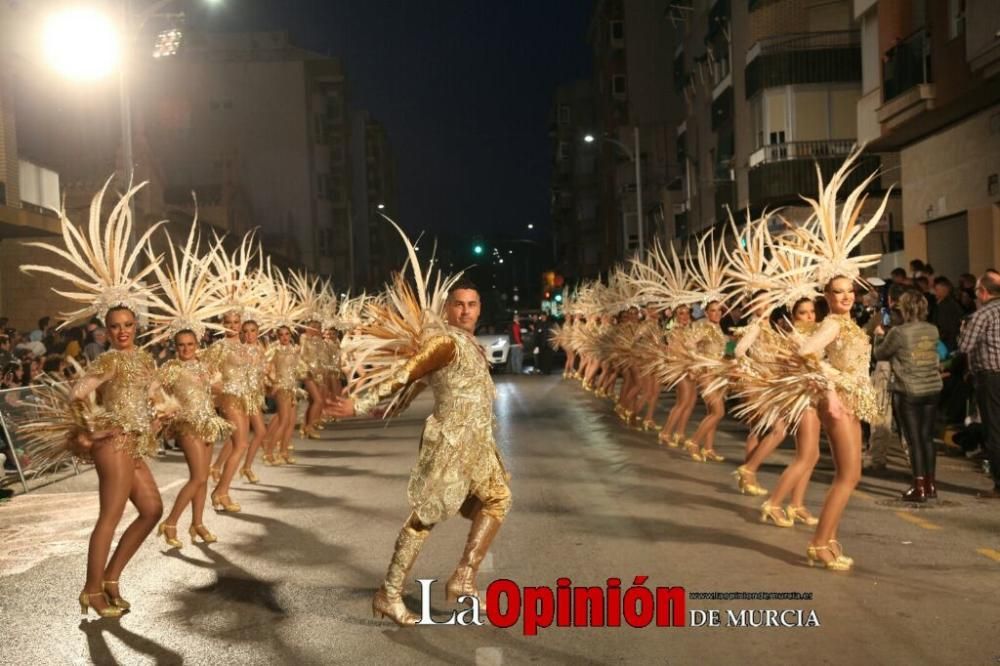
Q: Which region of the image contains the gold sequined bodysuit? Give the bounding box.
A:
[299,335,325,380]
[267,343,307,401]
[159,359,233,442]
[355,329,510,525]
[200,337,264,414]
[823,314,877,421]
[70,349,159,459]
[322,337,342,377]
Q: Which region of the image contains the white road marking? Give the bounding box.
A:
[475,647,503,666]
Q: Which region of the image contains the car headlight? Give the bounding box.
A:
[492,338,505,348]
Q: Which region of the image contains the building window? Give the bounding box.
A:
[610,20,624,45]
[948,0,966,39]
[612,74,627,98]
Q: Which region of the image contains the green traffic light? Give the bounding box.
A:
[473,244,484,255]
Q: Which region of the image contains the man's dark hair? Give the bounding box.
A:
[890,267,907,279]
[38,316,50,330]
[447,277,480,298]
[933,276,953,290]
[915,275,930,290]
[924,263,934,274]
[887,283,907,305]
[909,259,925,272]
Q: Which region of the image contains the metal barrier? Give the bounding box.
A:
[0,384,81,494]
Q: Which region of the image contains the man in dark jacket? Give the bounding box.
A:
[932,276,965,351]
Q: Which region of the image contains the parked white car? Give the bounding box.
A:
[475,332,510,372]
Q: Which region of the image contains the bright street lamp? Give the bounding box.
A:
[527,223,534,230]
[377,203,386,210]
[583,134,596,143]
[43,9,120,81]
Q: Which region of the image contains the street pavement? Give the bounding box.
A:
[1,375,998,665]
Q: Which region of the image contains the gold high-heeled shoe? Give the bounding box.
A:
[642,419,659,431]
[102,581,130,611]
[682,440,704,461]
[304,427,321,440]
[701,448,725,463]
[211,493,241,513]
[241,468,260,484]
[806,544,852,571]
[190,524,218,544]
[828,539,854,566]
[209,466,221,483]
[732,465,767,496]
[157,522,183,549]
[79,591,124,618]
[280,452,297,464]
[760,501,794,527]
[262,453,277,466]
[786,505,818,526]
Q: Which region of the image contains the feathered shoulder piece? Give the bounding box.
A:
[340,215,461,414]
[144,211,229,346]
[20,177,164,325]
[785,145,891,286]
[626,240,689,311]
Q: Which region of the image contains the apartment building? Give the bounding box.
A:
[856,0,1000,277]
[549,80,604,280]
[139,31,354,284]
[588,0,682,264]
[667,0,896,249]
[350,110,399,290]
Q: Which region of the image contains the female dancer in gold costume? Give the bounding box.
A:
[19,181,171,617]
[264,325,307,464]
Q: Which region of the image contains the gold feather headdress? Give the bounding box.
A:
[289,270,324,330]
[20,177,164,325]
[206,230,265,318]
[784,145,892,286]
[144,212,230,346]
[626,240,690,311]
[724,211,774,297]
[341,215,461,414]
[679,230,732,308]
[256,261,307,333]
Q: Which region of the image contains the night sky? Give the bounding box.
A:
[195,0,593,240]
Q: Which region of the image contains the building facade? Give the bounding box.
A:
[857,0,1000,276]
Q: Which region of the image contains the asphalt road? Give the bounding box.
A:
[1,375,998,665]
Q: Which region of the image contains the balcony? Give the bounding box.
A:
[876,30,936,132]
[748,139,855,168]
[748,150,880,208]
[745,31,860,99]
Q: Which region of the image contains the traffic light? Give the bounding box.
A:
[473,244,484,256]
[554,293,563,303]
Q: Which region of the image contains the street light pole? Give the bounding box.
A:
[584,130,644,259]
[120,0,136,256]
[633,125,644,258]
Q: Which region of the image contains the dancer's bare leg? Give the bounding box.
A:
[84,440,136,611]
[165,434,210,528]
[767,410,819,506]
[103,459,163,591]
[810,406,862,561]
[214,398,249,501]
[243,412,266,476]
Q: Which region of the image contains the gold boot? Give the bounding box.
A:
[445,512,502,611]
[372,523,430,626]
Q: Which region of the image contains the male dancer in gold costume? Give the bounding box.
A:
[329,276,511,626]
